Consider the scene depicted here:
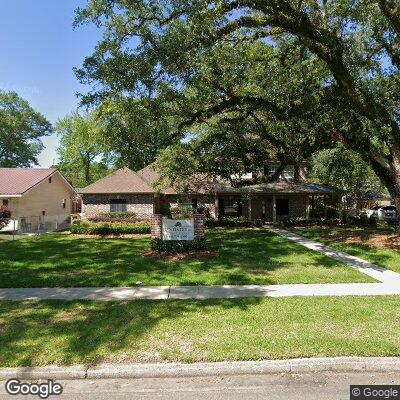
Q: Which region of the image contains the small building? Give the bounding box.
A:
[80,166,333,222]
[0,168,77,233]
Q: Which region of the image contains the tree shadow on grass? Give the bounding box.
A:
[0,297,262,367]
[0,229,369,287]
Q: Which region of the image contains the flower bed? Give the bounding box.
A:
[87,211,140,223]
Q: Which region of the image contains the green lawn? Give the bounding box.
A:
[292,226,400,274]
[0,296,399,367]
[0,229,373,287]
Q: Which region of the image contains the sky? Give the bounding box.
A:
[0,0,102,167]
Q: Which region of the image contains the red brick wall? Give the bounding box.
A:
[161,195,216,218]
[82,194,154,219]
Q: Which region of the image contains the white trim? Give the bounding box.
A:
[0,194,22,198]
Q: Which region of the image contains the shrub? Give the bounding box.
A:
[169,206,196,219]
[0,206,11,219]
[369,214,379,225]
[70,221,151,235]
[281,217,345,227]
[359,214,369,224]
[205,216,252,228]
[150,238,206,252]
[100,211,137,218]
[348,215,361,225]
[88,211,141,223]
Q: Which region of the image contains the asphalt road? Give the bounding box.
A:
[1,371,399,400]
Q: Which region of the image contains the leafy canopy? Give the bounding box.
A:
[74,0,400,198]
[55,111,109,187]
[0,90,51,167]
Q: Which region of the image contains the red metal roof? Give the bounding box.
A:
[0,168,56,195]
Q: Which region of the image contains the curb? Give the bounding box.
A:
[1,358,400,380]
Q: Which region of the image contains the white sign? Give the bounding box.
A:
[162,219,194,241]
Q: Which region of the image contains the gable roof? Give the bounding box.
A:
[81,167,155,194]
[136,166,177,194]
[238,181,334,195]
[0,168,57,196]
[81,165,334,196]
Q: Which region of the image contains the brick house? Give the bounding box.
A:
[80,165,333,222]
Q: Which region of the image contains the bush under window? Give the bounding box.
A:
[70,220,150,235]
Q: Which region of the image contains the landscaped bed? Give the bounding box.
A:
[0,228,374,287]
[291,226,400,274]
[0,296,399,367]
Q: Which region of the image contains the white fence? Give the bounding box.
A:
[0,216,69,234]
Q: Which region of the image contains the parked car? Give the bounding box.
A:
[362,205,398,222]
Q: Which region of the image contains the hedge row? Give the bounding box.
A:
[88,211,140,223]
[205,216,263,228]
[150,238,206,252]
[281,215,379,228]
[70,221,151,235]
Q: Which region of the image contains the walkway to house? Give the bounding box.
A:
[1,228,399,301]
[266,227,400,285]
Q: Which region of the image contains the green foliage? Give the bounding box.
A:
[359,214,369,224]
[55,111,110,187]
[69,221,150,235]
[0,90,51,167]
[100,211,137,219]
[74,0,400,207]
[281,217,343,228]
[205,216,252,228]
[310,148,386,197]
[88,211,139,222]
[168,206,196,218]
[94,97,174,171]
[150,238,206,252]
[369,214,379,225]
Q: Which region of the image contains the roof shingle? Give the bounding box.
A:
[81,167,155,194]
[0,168,57,195]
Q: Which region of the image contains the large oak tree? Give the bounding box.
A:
[75,1,400,217]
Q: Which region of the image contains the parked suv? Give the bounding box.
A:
[363,205,398,222]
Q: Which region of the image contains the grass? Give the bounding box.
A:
[0,228,373,287]
[292,226,400,274]
[0,296,399,367]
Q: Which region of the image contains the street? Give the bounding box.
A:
[1,371,399,400]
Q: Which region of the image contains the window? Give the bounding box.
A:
[2,199,8,206]
[276,199,290,216]
[48,177,52,183]
[62,199,66,209]
[264,164,294,179]
[42,211,46,216]
[222,197,241,216]
[191,198,198,210]
[110,199,127,212]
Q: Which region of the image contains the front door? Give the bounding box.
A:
[276,198,290,217]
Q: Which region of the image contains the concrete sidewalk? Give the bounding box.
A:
[0,282,400,301]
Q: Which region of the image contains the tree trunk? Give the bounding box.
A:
[84,152,91,185]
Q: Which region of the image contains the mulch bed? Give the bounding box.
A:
[319,230,400,251]
[141,249,218,261]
